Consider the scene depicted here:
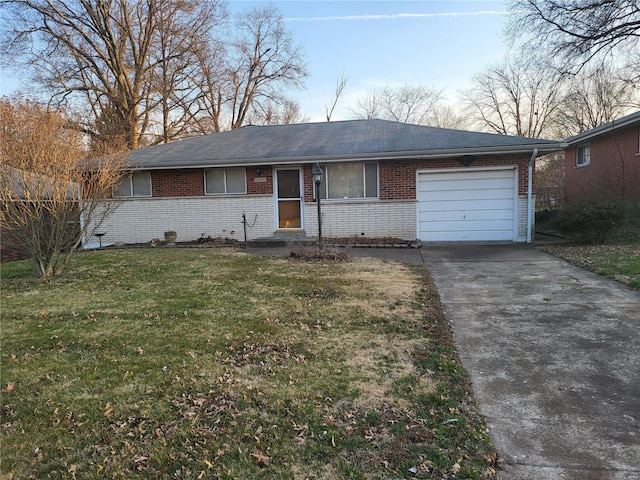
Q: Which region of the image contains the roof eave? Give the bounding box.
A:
[565,112,640,146]
[131,143,564,170]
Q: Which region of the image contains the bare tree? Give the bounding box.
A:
[461,58,564,138]
[247,97,308,125]
[349,90,382,120]
[148,0,227,144]
[325,73,348,122]
[193,4,308,133]
[534,152,565,210]
[1,0,224,149]
[508,0,640,72]
[430,104,466,130]
[349,83,444,125]
[0,97,126,277]
[555,61,640,137]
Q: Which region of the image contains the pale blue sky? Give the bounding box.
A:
[232,0,510,121]
[0,1,510,122]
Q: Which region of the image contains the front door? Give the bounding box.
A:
[275,168,303,229]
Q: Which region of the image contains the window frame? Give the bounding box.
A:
[113,171,152,197]
[576,144,590,167]
[316,162,379,201]
[204,167,247,195]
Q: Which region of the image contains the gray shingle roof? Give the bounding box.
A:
[127,119,562,169]
[564,110,640,146]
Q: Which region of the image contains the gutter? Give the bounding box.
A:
[527,148,538,243]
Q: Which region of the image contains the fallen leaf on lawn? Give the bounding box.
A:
[250,447,271,467]
[2,382,15,394]
[451,462,461,473]
[104,402,113,417]
[137,347,144,355]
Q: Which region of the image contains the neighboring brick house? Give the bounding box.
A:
[90,119,561,245]
[564,111,640,205]
[0,228,28,263]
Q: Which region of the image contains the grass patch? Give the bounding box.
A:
[1,249,497,479]
[540,223,640,289]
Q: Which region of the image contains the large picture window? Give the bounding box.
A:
[576,144,590,167]
[205,168,246,194]
[114,171,152,197]
[318,163,378,200]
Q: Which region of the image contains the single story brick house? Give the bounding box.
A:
[563,110,640,204]
[91,119,561,245]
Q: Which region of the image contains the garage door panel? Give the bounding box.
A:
[418,219,514,232]
[420,197,515,211]
[417,176,514,193]
[419,209,514,222]
[418,169,513,182]
[419,189,514,202]
[417,168,516,242]
[420,230,514,242]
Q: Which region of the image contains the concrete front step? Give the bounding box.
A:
[247,230,315,247]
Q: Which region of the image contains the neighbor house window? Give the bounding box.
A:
[317,163,378,200]
[205,168,246,194]
[114,171,152,197]
[576,144,590,166]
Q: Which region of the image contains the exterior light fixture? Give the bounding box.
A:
[312,163,323,250]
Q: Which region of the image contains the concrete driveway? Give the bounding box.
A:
[420,244,640,480]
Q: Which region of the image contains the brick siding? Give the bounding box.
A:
[150,166,272,197]
[564,124,640,204]
[1,229,28,263]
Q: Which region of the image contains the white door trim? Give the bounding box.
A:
[274,166,305,230]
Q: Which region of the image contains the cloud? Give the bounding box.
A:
[285,11,508,22]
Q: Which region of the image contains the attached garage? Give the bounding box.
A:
[95,119,562,246]
[417,167,518,242]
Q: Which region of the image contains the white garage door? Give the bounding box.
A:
[417,168,517,242]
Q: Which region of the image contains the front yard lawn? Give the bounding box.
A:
[541,243,640,289]
[1,249,497,479]
[540,225,640,289]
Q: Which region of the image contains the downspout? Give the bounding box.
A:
[527,148,538,243]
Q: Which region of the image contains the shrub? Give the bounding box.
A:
[552,201,626,244]
[535,208,559,226]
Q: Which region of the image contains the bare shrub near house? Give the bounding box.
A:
[0,97,126,277]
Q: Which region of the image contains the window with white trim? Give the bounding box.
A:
[317,163,378,200]
[576,144,590,167]
[114,171,152,197]
[205,168,246,194]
